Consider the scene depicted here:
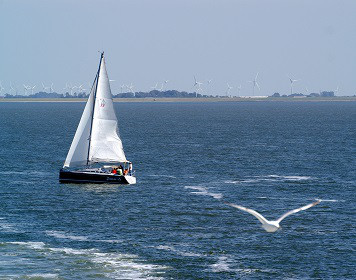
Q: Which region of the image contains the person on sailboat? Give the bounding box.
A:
[129,162,133,176]
[118,165,124,175]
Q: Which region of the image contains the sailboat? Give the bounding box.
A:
[59,52,136,184]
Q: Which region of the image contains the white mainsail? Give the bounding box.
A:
[89,57,127,163]
[63,54,127,168]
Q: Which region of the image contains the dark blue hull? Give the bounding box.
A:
[59,169,130,184]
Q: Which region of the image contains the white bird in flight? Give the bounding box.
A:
[224,200,321,232]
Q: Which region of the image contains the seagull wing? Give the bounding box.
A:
[224,202,269,225]
[277,200,320,223]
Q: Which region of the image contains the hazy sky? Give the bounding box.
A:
[1,0,355,96]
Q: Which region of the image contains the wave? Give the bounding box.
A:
[210,256,233,272]
[210,256,267,275]
[148,174,177,179]
[225,175,314,185]
[0,218,22,233]
[5,273,59,279]
[45,230,124,243]
[95,239,124,243]
[8,241,46,250]
[5,241,167,279]
[265,175,313,181]
[45,230,89,241]
[184,186,223,200]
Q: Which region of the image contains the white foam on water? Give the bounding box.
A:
[224,180,241,184]
[226,175,314,185]
[235,268,260,274]
[45,230,125,243]
[319,199,340,202]
[0,222,17,232]
[95,239,124,243]
[184,186,207,192]
[91,252,167,279]
[210,256,262,275]
[47,246,97,255]
[5,241,167,279]
[210,256,232,272]
[8,241,46,250]
[45,230,89,241]
[24,273,59,278]
[156,245,203,257]
[0,218,22,233]
[264,175,313,181]
[3,273,59,279]
[148,174,177,179]
[0,171,19,175]
[184,186,223,200]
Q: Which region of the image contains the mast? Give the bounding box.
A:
[86,52,104,165]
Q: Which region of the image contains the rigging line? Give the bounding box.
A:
[86,52,104,165]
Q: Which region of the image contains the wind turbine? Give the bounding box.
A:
[50,83,54,93]
[77,84,85,93]
[288,75,299,95]
[151,83,158,91]
[42,82,50,92]
[68,84,76,95]
[29,85,36,95]
[10,82,17,94]
[305,87,310,95]
[0,82,5,95]
[127,83,135,96]
[334,86,339,95]
[226,83,233,96]
[193,76,203,97]
[63,83,70,93]
[237,85,242,96]
[63,83,76,95]
[194,76,203,88]
[248,73,260,96]
[23,84,31,95]
[161,80,169,91]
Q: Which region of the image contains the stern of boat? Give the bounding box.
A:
[124,175,136,185]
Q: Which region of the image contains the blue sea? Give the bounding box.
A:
[0,101,355,279]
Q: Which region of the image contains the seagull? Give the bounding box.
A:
[224,200,321,232]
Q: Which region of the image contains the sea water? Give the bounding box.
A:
[0,101,355,279]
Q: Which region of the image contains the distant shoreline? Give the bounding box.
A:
[0,97,355,102]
